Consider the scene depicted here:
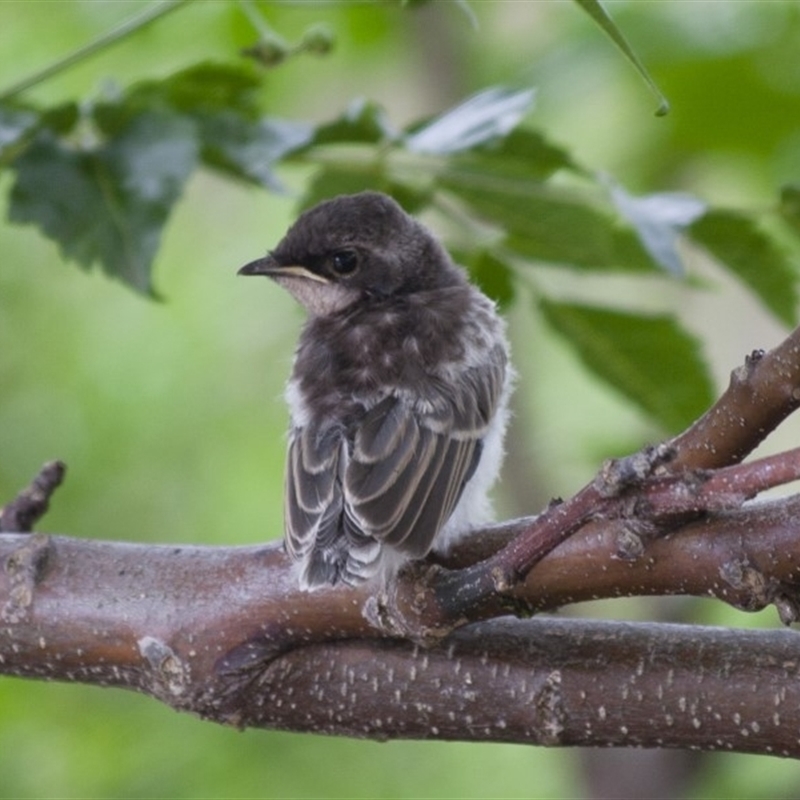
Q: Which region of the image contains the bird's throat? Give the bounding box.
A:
[273,275,361,317]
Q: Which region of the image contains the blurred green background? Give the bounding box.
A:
[2,1,800,797]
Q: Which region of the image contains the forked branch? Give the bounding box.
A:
[4,326,800,757]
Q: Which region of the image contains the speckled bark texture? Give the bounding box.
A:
[5,328,800,757]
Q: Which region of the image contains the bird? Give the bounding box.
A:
[239,191,512,589]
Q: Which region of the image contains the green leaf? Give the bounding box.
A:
[607,180,706,276]
[540,301,714,431]
[444,182,655,271]
[198,114,312,189]
[93,62,264,137]
[0,101,80,166]
[405,86,535,154]
[92,62,308,191]
[780,184,800,237]
[0,104,39,160]
[156,62,264,118]
[300,167,381,208]
[444,127,578,186]
[299,167,432,213]
[306,98,396,148]
[8,111,197,293]
[573,0,669,116]
[689,209,799,326]
[38,102,80,135]
[455,249,516,309]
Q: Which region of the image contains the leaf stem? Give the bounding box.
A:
[0,0,192,102]
[238,0,285,43]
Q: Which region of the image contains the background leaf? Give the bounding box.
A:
[405,86,535,154]
[780,184,800,236]
[456,248,516,309]
[8,111,197,293]
[573,0,669,115]
[539,300,714,431]
[0,105,40,158]
[198,115,312,189]
[442,127,579,186]
[690,209,799,327]
[305,98,397,147]
[444,182,655,271]
[608,181,706,276]
[93,62,265,133]
[299,166,431,213]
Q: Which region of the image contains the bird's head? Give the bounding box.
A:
[238,192,460,316]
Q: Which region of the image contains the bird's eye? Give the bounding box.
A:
[331,249,359,276]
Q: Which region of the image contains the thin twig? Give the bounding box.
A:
[0,0,191,102]
[0,461,66,532]
[421,327,800,624]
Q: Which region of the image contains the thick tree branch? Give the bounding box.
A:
[5,326,800,757]
[2,529,799,756]
[3,489,800,756]
[239,618,800,757]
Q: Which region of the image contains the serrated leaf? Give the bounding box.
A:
[540,301,714,431]
[92,62,264,143]
[8,111,197,293]
[94,62,264,136]
[444,182,654,271]
[690,209,799,326]
[307,98,397,148]
[608,180,706,276]
[1,102,80,167]
[158,62,264,117]
[573,0,669,116]
[405,86,535,155]
[199,113,312,190]
[91,61,306,191]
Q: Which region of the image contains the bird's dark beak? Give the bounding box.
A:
[238,256,275,277]
[238,256,330,283]
[238,255,283,277]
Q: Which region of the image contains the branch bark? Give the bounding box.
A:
[4,326,800,758]
[668,334,800,470]
[2,492,800,755]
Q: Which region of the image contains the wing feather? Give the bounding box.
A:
[284,343,508,583]
[343,347,506,559]
[284,425,342,561]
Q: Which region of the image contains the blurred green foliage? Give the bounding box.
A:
[1,1,800,797]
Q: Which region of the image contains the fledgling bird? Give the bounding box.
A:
[239,191,512,589]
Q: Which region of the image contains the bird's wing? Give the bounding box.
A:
[284,422,342,563]
[344,343,507,558]
[284,343,507,582]
[285,420,383,586]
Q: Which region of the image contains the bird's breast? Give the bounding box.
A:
[291,286,495,424]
